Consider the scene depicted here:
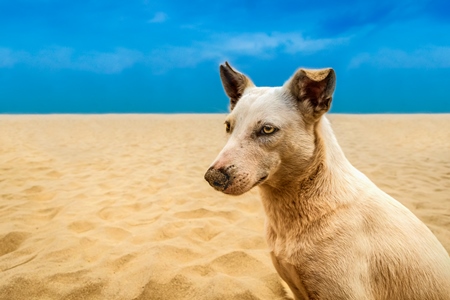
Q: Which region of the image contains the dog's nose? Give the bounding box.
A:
[204,167,230,191]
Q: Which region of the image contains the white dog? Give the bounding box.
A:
[204,62,450,300]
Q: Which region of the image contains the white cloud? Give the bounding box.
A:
[0,48,16,67]
[0,47,29,67]
[75,48,143,74]
[35,46,74,69]
[349,47,450,69]
[147,32,349,72]
[0,46,144,74]
[0,32,347,74]
[217,32,348,56]
[148,12,168,23]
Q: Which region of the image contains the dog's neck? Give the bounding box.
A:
[259,116,358,237]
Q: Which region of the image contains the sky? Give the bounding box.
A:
[0,0,449,113]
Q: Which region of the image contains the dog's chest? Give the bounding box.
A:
[264,217,327,260]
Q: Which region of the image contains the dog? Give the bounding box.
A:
[204,62,450,300]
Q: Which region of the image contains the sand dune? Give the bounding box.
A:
[0,114,449,299]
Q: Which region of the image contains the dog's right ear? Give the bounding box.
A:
[220,62,254,110]
[286,67,336,123]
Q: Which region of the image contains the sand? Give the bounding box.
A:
[0,114,449,300]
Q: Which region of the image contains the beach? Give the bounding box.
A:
[0,114,449,299]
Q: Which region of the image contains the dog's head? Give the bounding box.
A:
[204,62,336,195]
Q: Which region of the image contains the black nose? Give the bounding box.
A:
[204,167,230,191]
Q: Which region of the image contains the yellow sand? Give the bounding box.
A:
[0,114,449,300]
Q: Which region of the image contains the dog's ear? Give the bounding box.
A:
[286,68,336,122]
[220,62,254,110]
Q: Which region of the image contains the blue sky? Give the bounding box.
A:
[0,0,449,113]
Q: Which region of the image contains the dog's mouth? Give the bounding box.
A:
[253,174,268,187]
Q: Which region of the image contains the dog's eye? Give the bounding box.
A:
[225,122,231,133]
[261,125,277,135]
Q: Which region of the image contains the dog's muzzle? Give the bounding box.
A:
[204,167,230,192]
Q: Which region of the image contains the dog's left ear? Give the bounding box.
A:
[220,62,254,111]
[286,68,336,121]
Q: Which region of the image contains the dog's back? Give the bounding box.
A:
[363,191,450,299]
